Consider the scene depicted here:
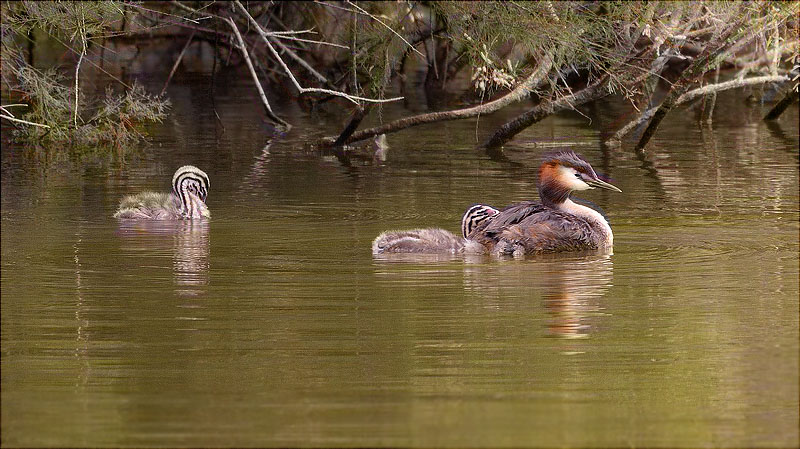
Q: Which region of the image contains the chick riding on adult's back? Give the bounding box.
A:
[373,151,621,256]
[468,151,621,256]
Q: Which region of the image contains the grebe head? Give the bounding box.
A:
[538,151,621,207]
[173,166,210,202]
[462,204,499,238]
[173,166,210,218]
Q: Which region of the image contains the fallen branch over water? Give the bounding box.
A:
[478,74,611,153]
[633,5,796,151]
[318,54,554,147]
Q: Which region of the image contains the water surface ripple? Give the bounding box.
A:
[2,74,798,447]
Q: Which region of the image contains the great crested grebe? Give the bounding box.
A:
[372,204,499,254]
[114,166,210,219]
[467,151,621,256]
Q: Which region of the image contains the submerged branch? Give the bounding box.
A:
[764,88,799,120]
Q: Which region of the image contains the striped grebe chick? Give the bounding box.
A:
[372,204,498,254]
[469,151,621,256]
[114,166,210,219]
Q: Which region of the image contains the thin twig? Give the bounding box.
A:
[73,34,86,128]
[50,34,132,89]
[271,33,349,49]
[161,30,196,96]
[269,29,317,35]
[0,114,51,128]
[345,0,425,59]
[123,2,204,24]
[268,32,330,84]
[234,0,403,105]
[313,1,372,17]
[173,1,336,88]
[701,64,720,123]
[225,16,290,128]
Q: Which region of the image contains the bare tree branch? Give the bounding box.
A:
[234,0,403,105]
[679,75,788,104]
[479,74,611,152]
[1,114,51,128]
[608,75,790,143]
[160,30,196,96]
[634,9,753,151]
[225,16,290,129]
[318,54,555,146]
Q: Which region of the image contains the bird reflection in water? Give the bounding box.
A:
[463,250,614,340]
[117,220,210,297]
[172,220,210,296]
[373,249,613,341]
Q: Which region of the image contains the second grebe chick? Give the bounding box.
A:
[469,151,621,256]
[461,204,500,239]
[372,204,499,254]
[114,166,210,220]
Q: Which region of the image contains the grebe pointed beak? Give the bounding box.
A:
[585,177,622,192]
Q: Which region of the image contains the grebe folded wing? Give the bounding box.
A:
[492,209,601,254]
[469,201,547,238]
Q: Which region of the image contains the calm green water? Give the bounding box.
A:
[2,72,798,447]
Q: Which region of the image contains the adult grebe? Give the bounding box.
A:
[468,151,621,256]
[114,166,210,219]
[372,204,499,254]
